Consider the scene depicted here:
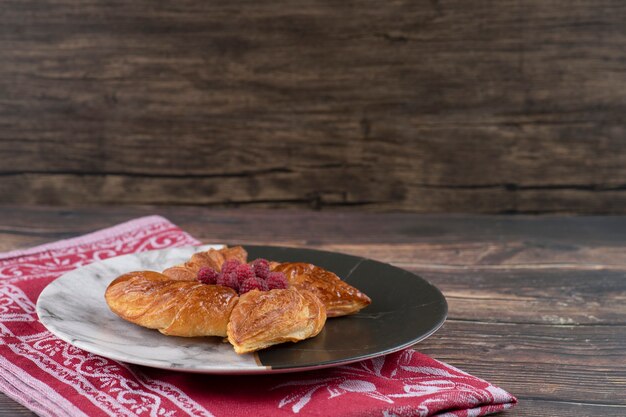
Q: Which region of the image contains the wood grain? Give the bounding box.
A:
[1,1,626,212]
[4,206,626,245]
[0,206,625,415]
[419,321,626,404]
[424,269,626,325]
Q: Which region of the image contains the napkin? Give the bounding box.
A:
[0,215,517,417]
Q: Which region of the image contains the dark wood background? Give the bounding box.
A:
[1,1,625,213]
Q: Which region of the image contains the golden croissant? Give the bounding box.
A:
[227,287,326,354]
[105,270,238,337]
[271,262,371,317]
[105,246,370,353]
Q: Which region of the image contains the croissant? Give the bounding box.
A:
[105,271,238,337]
[227,288,326,354]
[271,262,371,317]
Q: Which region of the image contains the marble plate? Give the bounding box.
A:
[37,245,447,374]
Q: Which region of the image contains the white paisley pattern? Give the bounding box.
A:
[270,347,514,416]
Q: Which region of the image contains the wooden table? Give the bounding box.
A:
[1,206,624,416]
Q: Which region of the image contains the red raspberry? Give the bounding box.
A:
[217,272,239,291]
[221,259,241,275]
[239,277,266,294]
[251,258,270,279]
[234,263,255,285]
[197,267,219,285]
[266,271,288,290]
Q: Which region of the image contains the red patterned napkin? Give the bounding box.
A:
[0,216,517,417]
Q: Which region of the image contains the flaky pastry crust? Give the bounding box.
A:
[227,288,326,354]
[105,270,239,337]
[271,262,371,317]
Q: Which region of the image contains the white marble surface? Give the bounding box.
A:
[36,245,267,374]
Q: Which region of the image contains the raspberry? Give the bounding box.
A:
[221,259,241,275]
[197,267,219,285]
[251,258,270,279]
[217,272,239,291]
[234,263,255,285]
[239,277,266,294]
[266,271,288,290]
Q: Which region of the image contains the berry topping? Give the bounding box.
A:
[221,259,241,275]
[217,272,239,291]
[266,271,288,290]
[234,263,256,285]
[251,258,270,279]
[202,257,286,294]
[239,277,266,294]
[197,267,219,285]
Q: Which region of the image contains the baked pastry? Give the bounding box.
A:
[270,262,371,317]
[105,246,370,353]
[105,271,238,337]
[162,246,247,281]
[227,288,326,354]
[105,271,327,352]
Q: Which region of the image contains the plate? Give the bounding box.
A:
[37,245,447,374]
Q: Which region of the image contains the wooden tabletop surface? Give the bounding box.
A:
[0,206,624,416]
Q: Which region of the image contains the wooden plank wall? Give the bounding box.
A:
[0,0,625,213]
